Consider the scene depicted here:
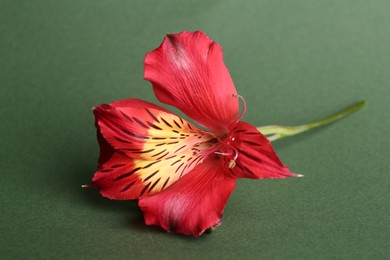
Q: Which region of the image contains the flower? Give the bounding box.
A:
[90,31,298,237]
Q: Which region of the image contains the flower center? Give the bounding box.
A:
[200,95,247,168]
[211,94,247,168]
[214,137,238,169]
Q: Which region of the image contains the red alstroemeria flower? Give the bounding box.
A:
[90,31,298,237]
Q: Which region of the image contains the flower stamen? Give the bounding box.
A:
[214,143,238,169]
[228,146,238,169]
[234,94,247,123]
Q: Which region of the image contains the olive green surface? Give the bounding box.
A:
[1,0,389,259]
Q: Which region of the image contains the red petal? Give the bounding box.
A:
[144,30,239,133]
[227,122,296,179]
[96,130,115,169]
[138,157,236,237]
[92,152,144,200]
[92,98,215,199]
[93,98,172,153]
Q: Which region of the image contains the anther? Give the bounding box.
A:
[228,160,236,169]
[214,146,239,169]
[229,147,238,169]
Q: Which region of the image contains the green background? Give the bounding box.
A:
[1,0,389,259]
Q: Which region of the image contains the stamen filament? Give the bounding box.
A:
[215,151,233,157]
[234,94,247,123]
[215,147,238,160]
[257,101,366,142]
[214,141,239,169]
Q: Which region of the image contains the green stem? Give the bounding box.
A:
[257,101,366,142]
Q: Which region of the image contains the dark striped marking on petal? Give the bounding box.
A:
[155,151,170,160]
[133,117,148,128]
[166,141,179,145]
[170,159,181,166]
[144,170,159,181]
[114,137,132,143]
[239,149,262,163]
[173,120,181,129]
[132,149,155,154]
[121,128,149,139]
[241,140,262,147]
[151,149,167,157]
[120,111,134,122]
[147,121,163,130]
[111,164,125,168]
[165,155,177,160]
[175,162,184,174]
[114,167,142,181]
[148,178,161,192]
[120,181,136,192]
[145,108,160,123]
[152,137,166,140]
[161,118,173,128]
[174,145,186,153]
[143,161,160,169]
[140,183,151,196]
[161,177,170,190]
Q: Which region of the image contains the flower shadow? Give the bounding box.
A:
[66,158,204,239]
[57,157,146,229]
